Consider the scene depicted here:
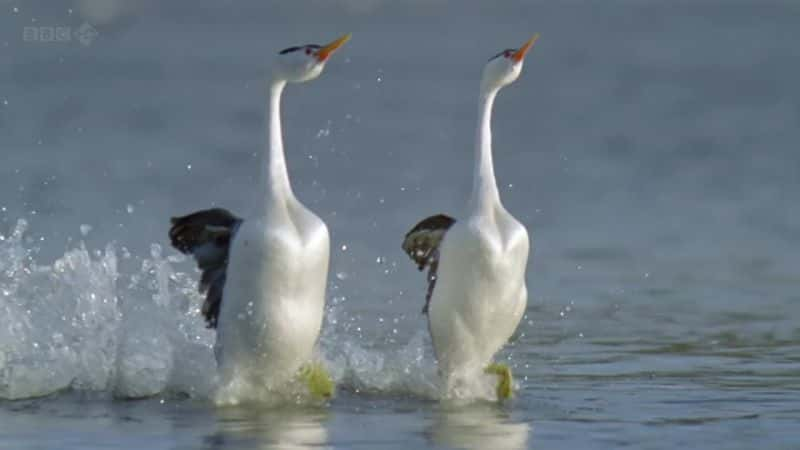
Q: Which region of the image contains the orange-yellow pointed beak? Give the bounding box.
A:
[316,33,352,62]
[512,34,539,62]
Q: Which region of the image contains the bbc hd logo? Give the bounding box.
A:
[23,22,99,46]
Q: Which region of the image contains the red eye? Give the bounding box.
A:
[305,48,311,55]
[504,51,511,58]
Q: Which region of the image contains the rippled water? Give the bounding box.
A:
[1,1,799,448]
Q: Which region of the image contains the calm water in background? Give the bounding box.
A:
[1,1,799,448]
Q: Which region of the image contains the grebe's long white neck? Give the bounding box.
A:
[263,79,292,208]
[469,87,501,212]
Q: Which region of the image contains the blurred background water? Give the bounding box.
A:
[1,0,799,448]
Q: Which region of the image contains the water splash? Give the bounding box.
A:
[0,219,213,400]
[0,218,503,403]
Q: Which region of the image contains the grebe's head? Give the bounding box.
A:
[274,33,351,83]
[481,34,539,92]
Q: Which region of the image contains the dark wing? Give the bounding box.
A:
[401,214,456,314]
[169,208,242,328]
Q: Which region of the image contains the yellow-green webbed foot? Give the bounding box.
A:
[485,363,513,400]
[299,362,334,399]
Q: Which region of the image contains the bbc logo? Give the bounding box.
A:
[23,26,71,42]
[23,23,98,46]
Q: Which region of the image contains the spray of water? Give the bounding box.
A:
[0,219,502,403]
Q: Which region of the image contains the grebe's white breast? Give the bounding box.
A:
[217,196,330,388]
[427,203,529,383]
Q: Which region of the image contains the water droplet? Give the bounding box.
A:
[186,164,192,171]
[150,243,162,259]
[79,224,92,236]
[340,244,348,251]
[336,272,348,280]
[126,204,134,214]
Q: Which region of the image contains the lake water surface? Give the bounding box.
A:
[1,1,799,448]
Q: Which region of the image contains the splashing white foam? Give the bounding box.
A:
[0,218,214,400]
[0,218,505,403]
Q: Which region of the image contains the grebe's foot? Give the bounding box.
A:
[485,362,513,401]
[299,362,334,399]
